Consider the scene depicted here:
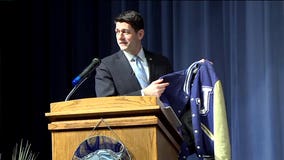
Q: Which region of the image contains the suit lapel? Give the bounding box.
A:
[116,51,133,74]
[145,51,155,82]
[115,51,141,88]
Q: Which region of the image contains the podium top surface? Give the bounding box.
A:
[51,96,158,110]
[46,96,161,121]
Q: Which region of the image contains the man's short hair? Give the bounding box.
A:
[114,10,144,32]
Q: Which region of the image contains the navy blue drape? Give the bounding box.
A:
[0,1,283,160]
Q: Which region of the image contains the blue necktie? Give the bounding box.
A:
[132,56,148,88]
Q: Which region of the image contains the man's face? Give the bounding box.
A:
[115,22,144,54]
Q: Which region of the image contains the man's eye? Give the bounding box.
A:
[115,30,130,35]
[123,31,130,34]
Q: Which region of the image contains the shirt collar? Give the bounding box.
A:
[123,48,146,62]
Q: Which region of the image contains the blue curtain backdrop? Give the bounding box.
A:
[0,1,283,160]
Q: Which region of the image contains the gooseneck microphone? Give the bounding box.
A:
[72,58,101,86]
[65,58,101,101]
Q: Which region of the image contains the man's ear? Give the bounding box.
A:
[137,29,144,40]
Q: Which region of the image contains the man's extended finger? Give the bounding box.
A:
[152,78,164,84]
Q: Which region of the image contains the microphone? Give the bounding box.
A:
[65,58,101,101]
[72,58,101,86]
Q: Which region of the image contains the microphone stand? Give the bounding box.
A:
[65,58,100,101]
[65,77,88,101]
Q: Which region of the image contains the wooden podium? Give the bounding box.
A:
[45,96,182,160]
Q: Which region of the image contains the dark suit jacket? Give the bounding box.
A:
[95,49,173,97]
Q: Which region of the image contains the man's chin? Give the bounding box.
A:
[120,47,128,51]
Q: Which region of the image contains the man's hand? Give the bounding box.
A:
[142,79,169,98]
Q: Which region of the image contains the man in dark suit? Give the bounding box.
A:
[95,10,173,97]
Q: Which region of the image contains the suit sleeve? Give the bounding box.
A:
[95,62,117,97]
